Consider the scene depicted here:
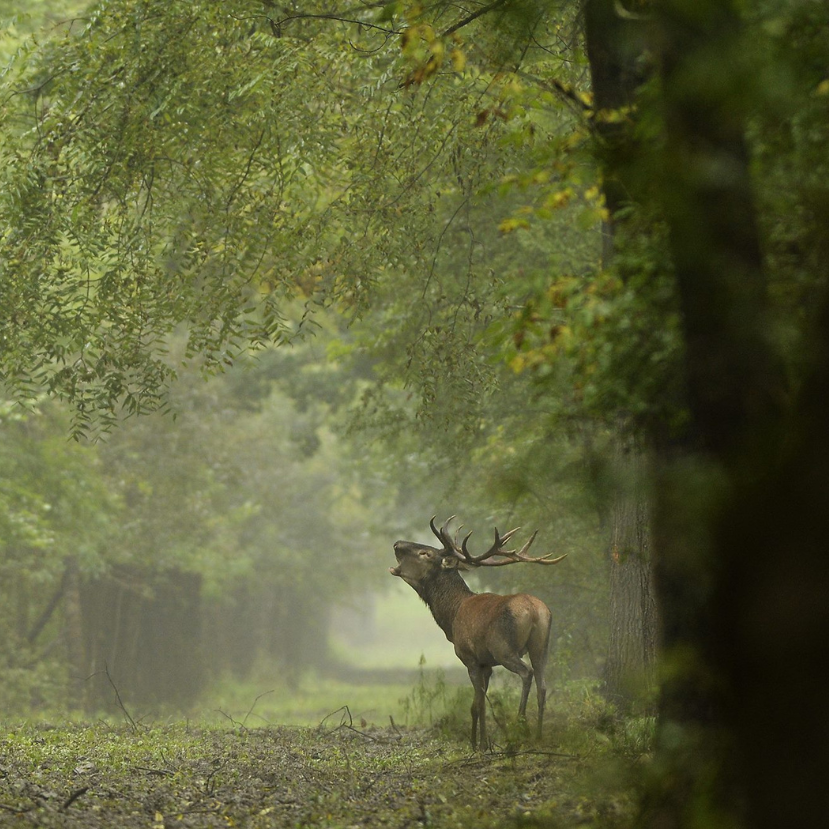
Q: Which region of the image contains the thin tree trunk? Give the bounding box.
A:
[27,575,66,645]
[63,558,87,711]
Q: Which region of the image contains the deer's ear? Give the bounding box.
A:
[440,556,459,570]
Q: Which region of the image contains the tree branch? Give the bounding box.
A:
[27,572,67,645]
[439,0,510,38]
[275,12,399,35]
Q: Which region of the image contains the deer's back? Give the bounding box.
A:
[451,592,551,668]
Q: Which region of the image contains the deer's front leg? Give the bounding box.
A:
[467,665,492,751]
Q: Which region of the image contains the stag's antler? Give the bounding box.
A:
[431,516,567,567]
[430,515,457,550]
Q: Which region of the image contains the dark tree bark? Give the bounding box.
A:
[714,293,829,829]
[583,0,645,262]
[26,576,66,645]
[637,1,789,826]
[603,437,657,709]
[584,0,658,710]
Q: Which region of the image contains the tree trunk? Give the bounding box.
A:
[584,0,658,712]
[583,0,646,263]
[713,293,829,829]
[603,437,657,710]
[638,2,787,826]
[63,558,87,712]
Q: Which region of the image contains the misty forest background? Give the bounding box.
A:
[1,1,828,828]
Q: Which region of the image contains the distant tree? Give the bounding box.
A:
[0,400,118,711]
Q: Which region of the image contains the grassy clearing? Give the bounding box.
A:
[0,676,651,828]
[200,675,421,730]
[0,721,606,828]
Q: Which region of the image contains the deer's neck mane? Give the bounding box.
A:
[415,569,474,642]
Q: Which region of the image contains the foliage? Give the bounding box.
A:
[0,0,614,495]
[0,1,350,431]
[0,398,119,711]
[0,0,589,442]
[0,682,642,828]
[0,325,402,713]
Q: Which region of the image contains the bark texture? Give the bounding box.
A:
[584,1,658,712]
[604,443,656,709]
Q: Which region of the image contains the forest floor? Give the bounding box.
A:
[0,716,639,828]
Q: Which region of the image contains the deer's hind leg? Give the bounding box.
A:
[498,653,534,721]
[527,611,553,739]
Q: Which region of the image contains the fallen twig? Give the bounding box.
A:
[104,663,138,734]
[214,709,246,731]
[341,724,381,742]
[443,748,579,769]
[62,786,90,810]
[242,689,275,727]
[202,760,227,796]
[0,803,33,815]
[318,705,352,730]
[388,715,404,740]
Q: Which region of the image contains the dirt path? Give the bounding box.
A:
[0,722,632,827]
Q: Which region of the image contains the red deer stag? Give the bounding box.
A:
[390,516,566,749]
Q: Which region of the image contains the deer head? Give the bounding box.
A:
[390,515,566,584]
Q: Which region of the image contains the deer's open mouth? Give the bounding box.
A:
[390,544,405,576]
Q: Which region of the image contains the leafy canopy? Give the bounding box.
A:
[0,0,599,439]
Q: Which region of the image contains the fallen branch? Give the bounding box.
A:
[62,787,89,810]
[0,803,33,815]
[214,709,247,731]
[443,748,579,769]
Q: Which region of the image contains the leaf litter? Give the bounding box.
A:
[0,718,634,827]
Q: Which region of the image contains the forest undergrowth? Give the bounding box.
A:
[0,677,649,828]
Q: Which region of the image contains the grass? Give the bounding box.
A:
[0,672,651,828]
[0,720,598,828]
[200,673,424,729]
[0,648,653,828]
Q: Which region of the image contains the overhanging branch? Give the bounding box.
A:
[274,11,399,36]
[439,0,511,37]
